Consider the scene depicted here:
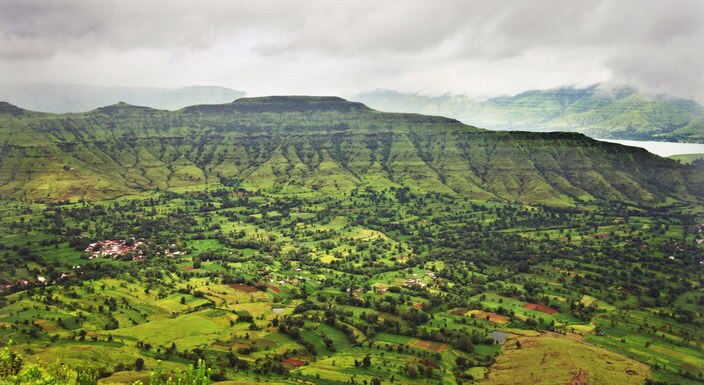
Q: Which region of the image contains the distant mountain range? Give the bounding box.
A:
[1,96,702,205]
[2,83,702,143]
[354,85,704,143]
[0,83,245,113]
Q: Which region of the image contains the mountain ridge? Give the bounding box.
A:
[0,96,702,205]
[0,101,31,116]
[354,85,704,143]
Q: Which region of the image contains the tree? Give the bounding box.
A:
[453,335,473,353]
[135,357,145,371]
[646,286,660,298]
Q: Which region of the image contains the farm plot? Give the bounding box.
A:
[523,303,558,315]
[469,310,510,324]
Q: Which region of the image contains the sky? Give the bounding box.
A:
[1,0,703,101]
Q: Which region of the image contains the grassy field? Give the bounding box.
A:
[482,332,651,385]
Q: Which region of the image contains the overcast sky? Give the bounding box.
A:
[1,0,703,101]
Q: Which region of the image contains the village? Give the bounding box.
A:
[83,239,188,261]
[84,239,146,260]
[0,266,80,292]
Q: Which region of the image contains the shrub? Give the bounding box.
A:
[0,341,23,377]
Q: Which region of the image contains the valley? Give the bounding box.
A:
[0,97,702,385]
[1,185,702,384]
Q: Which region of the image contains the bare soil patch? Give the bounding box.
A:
[282,358,306,367]
[227,283,259,293]
[410,339,448,352]
[523,303,558,315]
[474,311,510,324]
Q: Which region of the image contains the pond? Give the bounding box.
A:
[489,331,507,343]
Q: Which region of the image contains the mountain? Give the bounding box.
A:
[0,96,702,204]
[354,85,704,143]
[0,83,245,113]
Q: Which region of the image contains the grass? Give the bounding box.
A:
[374,332,411,344]
[481,332,651,385]
[110,312,226,349]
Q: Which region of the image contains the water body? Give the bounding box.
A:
[489,331,507,343]
[594,138,704,157]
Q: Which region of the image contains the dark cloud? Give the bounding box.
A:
[0,0,702,101]
[0,0,304,58]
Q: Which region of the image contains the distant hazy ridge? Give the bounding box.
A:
[355,85,704,143]
[0,83,245,112]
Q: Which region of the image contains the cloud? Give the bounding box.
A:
[0,0,702,101]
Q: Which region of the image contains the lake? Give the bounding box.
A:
[594,139,704,157]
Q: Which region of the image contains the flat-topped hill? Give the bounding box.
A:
[0,96,702,204]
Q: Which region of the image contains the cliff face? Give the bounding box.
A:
[0,97,702,204]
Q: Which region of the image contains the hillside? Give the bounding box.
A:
[670,153,704,169]
[0,83,245,113]
[0,96,702,205]
[355,85,704,143]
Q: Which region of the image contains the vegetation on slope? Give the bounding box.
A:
[670,153,704,169]
[1,96,702,204]
[355,85,704,143]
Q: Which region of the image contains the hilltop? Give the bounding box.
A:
[355,85,704,143]
[0,96,702,204]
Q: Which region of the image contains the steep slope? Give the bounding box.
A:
[355,85,704,143]
[0,97,702,204]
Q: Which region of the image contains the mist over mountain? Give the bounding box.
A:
[0,83,245,113]
[354,84,704,143]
